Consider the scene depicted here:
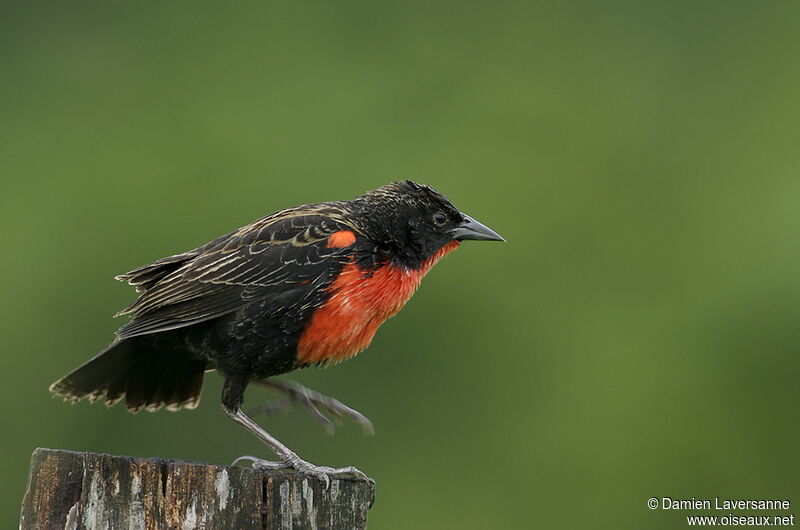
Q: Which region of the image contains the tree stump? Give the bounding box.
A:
[19,448,375,529]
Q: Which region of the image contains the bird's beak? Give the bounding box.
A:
[450,213,506,242]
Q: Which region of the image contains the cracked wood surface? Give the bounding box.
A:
[19,448,375,529]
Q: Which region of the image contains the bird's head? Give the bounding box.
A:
[352,180,505,269]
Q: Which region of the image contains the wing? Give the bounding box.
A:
[114,204,361,340]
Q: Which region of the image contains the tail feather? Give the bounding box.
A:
[50,338,206,412]
[164,368,205,412]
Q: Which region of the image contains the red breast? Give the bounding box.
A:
[297,240,460,364]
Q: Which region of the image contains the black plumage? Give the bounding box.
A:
[50,181,504,482]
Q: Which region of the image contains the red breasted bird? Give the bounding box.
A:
[50,181,504,483]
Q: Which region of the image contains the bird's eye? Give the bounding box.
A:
[432,212,448,226]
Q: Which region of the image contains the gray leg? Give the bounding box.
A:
[224,404,373,487]
[251,379,374,435]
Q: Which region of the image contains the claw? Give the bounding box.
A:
[231,455,291,470]
[233,455,373,489]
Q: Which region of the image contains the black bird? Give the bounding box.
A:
[50,181,504,483]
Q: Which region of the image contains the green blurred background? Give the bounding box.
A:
[3,2,800,528]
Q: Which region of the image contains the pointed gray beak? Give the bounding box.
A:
[450,213,506,242]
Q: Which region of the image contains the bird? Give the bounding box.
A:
[50,180,505,484]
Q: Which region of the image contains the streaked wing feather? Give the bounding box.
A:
[115,287,248,338]
[113,205,358,339]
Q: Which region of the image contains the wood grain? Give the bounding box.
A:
[19,448,375,529]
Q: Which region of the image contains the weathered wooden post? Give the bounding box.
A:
[20,448,375,529]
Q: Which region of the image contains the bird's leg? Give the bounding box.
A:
[250,378,374,435]
[225,406,373,487]
[223,377,372,487]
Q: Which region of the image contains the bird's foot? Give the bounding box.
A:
[289,457,374,488]
[251,379,374,435]
[231,455,292,470]
[232,455,373,488]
